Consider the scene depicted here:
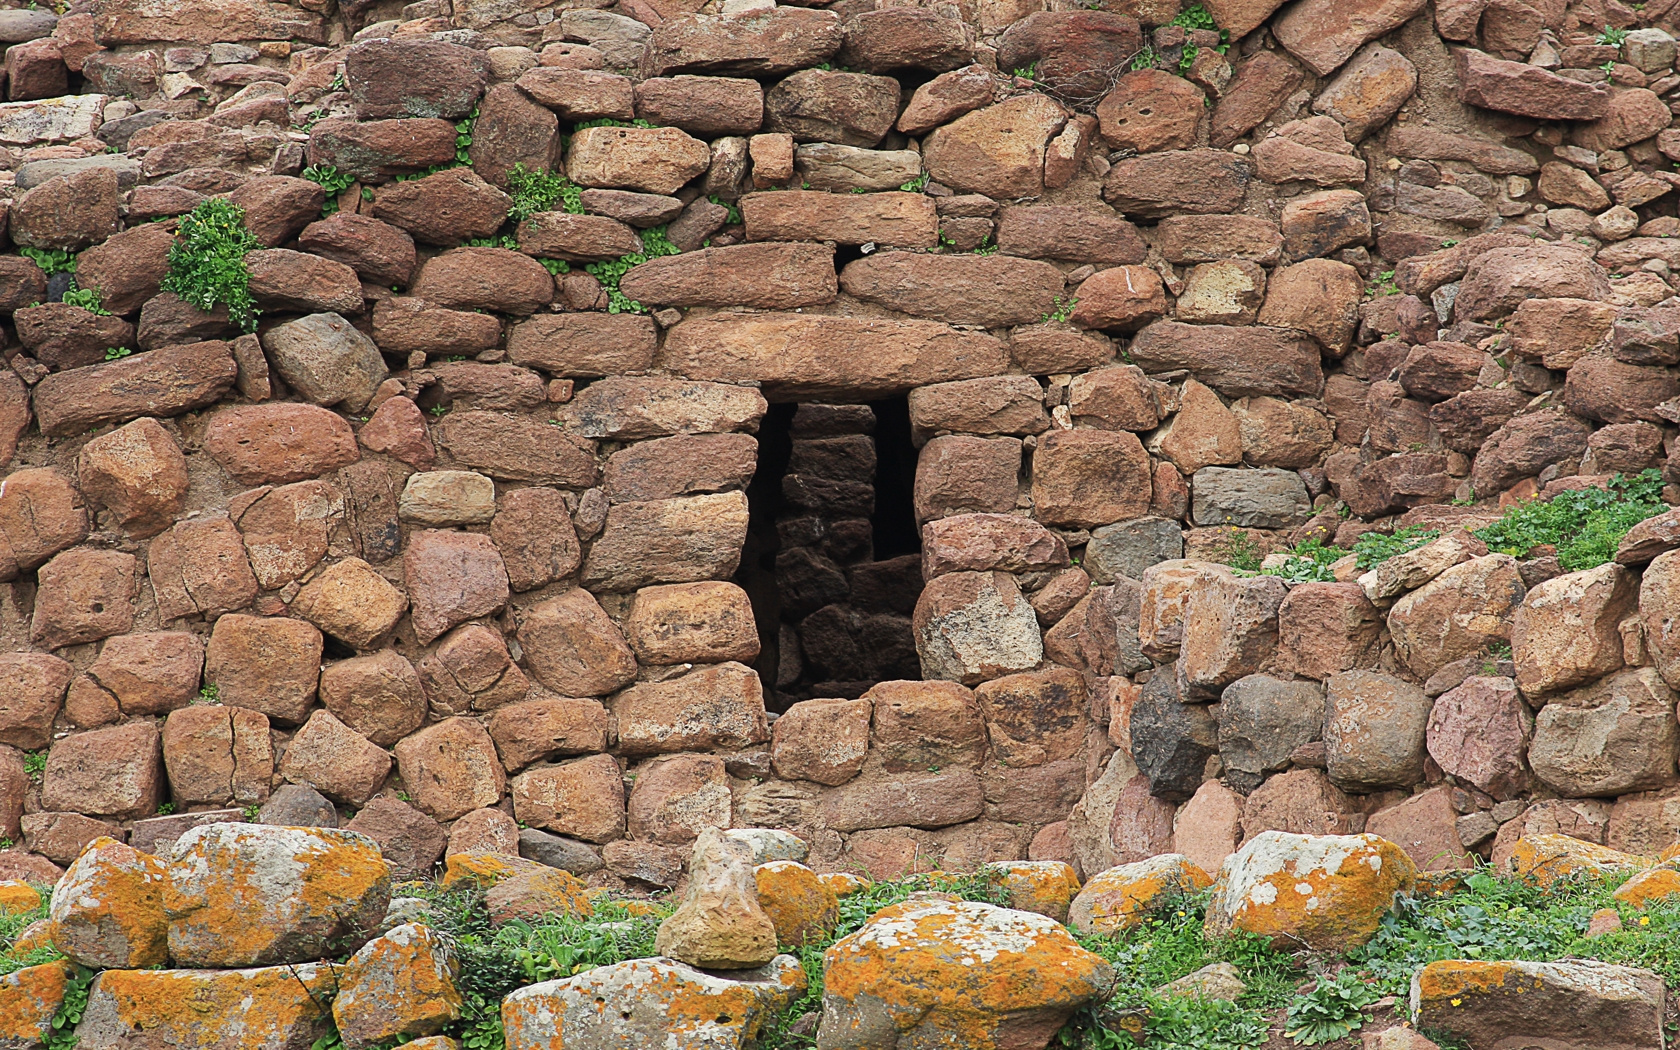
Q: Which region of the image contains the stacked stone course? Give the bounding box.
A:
[2,0,1680,915]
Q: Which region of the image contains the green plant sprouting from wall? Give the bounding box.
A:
[160,198,262,334]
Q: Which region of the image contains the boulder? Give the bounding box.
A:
[1512,562,1635,698]
[333,923,461,1049]
[655,828,777,969]
[1066,854,1211,935]
[164,823,392,967]
[1529,668,1680,798]
[503,955,806,1050]
[75,964,339,1050]
[817,898,1113,1050]
[1388,554,1526,679]
[753,860,838,947]
[48,836,167,969]
[1412,959,1663,1050]
[1427,676,1532,800]
[1324,670,1433,793]
[1204,831,1417,950]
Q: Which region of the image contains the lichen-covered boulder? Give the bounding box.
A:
[815,898,1115,1050]
[333,923,462,1050]
[74,963,338,1050]
[655,828,778,970]
[0,962,67,1048]
[1506,833,1647,887]
[1411,959,1664,1050]
[1613,867,1680,909]
[820,872,869,898]
[0,880,41,915]
[440,850,547,889]
[502,955,806,1050]
[48,836,167,969]
[1067,854,1210,935]
[485,867,593,926]
[754,860,839,948]
[164,823,393,967]
[1204,831,1417,951]
[988,860,1081,922]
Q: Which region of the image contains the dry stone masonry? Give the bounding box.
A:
[6,0,1680,1044]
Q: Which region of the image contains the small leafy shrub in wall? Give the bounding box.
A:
[160,199,261,334]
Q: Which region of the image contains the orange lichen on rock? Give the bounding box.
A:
[163,823,392,967]
[818,898,1115,1050]
[1506,833,1647,887]
[502,955,806,1049]
[1204,831,1417,951]
[1613,867,1680,909]
[1410,958,1665,1049]
[74,963,340,1050]
[485,867,594,926]
[988,860,1081,921]
[10,918,53,954]
[441,851,546,888]
[334,923,463,1050]
[1068,854,1209,935]
[818,871,870,898]
[0,880,41,916]
[754,860,839,947]
[0,961,69,1044]
[48,836,168,969]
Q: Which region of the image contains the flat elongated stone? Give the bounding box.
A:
[659,312,1010,401]
[33,341,237,437]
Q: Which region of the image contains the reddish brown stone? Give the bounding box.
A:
[147,516,259,622]
[612,662,768,756]
[226,176,327,248]
[278,709,392,806]
[510,753,626,844]
[32,340,238,438]
[87,631,203,717]
[32,548,136,650]
[305,118,458,184]
[0,467,86,571]
[205,614,323,725]
[202,403,359,486]
[403,529,510,645]
[77,418,188,539]
[486,695,610,772]
[417,623,530,717]
[344,797,447,878]
[392,717,506,822]
[319,650,426,748]
[40,722,163,820]
[1031,429,1151,529]
[161,704,272,806]
[0,652,70,751]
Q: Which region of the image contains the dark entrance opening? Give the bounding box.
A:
[735,398,925,712]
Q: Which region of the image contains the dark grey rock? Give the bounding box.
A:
[1217,673,1325,793]
[1128,671,1218,802]
[260,783,340,828]
[1085,516,1183,584]
[1190,466,1312,528]
[519,827,606,873]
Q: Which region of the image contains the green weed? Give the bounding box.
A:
[19,247,75,276]
[1596,24,1630,45]
[507,164,583,221]
[586,225,682,314]
[160,199,261,333]
[1472,469,1666,571]
[302,164,355,216]
[60,286,108,315]
[1212,527,1264,573]
[1283,971,1376,1044]
[1351,525,1440,570]
[1261,538,1345,583]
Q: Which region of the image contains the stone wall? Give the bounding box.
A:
[3,0,1680,890]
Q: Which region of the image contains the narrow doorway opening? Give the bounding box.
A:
[735,398,925,712]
